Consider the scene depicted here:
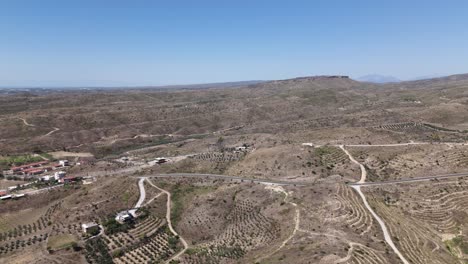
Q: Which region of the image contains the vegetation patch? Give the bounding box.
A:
[0,155,43,166]
[445,236,468,258]
[103,218,133,235]
[47,234,77,251]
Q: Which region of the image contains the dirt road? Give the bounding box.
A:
[340,145,410,264]
[134,178,146,209]
[339,145,367,183]
[146,178,189,263]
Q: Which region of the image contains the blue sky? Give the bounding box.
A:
[1,0,468,86]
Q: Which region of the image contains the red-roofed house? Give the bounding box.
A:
[11,161,49,173]
[22,168,45,175]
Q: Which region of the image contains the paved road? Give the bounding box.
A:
[146,178,189,263]
[22,184,64,195]
[148,173,308,186]
[349,172,468,187]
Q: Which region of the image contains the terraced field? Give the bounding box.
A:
[315,146,349,167]
[180,198,280,263]
[113,226,177,264]
[364,178,468,263]
[190,151,246,163]
[348,144,468,182]
[103,216,164,252]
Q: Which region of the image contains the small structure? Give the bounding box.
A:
[0,190,7,196]
[154,157,168,164]
[82,222,100,234]
[41,175,53,182]
[115,210,134,223]
[0,195,12,200]
[59,160,69,167]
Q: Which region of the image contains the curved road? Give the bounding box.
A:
[134,178,146,209]
[339,145,367,183]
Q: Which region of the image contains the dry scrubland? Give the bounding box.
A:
[0,75,467,263]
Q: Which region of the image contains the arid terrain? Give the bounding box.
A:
[0,74,467,264]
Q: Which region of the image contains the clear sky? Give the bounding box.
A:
[1,0,468,87]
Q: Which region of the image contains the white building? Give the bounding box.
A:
[59,160,69,167]
[41,175,53,181]
[115,211,134,223]
[54,171,66,180]
[82,222,100,234]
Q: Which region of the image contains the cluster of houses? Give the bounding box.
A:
[79,209,137,237]
[10,160,69,176]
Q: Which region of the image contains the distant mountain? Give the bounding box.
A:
[407,74,445,81]
[395,73,468,88]
[357,74,401,83]
[0,80,267,92]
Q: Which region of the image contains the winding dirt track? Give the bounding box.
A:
[18,117,35,127]
[339,144,410,264]
[339,145,367,183]
[18,117,61,137]
[145,178,189,263]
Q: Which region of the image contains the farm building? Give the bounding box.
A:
[82,222,100,234]
[59,160,69,167]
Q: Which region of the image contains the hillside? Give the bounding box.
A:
[0,74,468,264]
